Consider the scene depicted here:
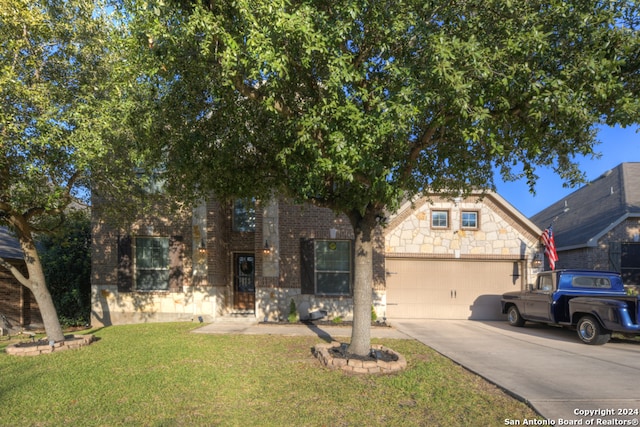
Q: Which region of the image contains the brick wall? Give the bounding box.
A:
[0,260,43,329]
[92,193,386,323]
[558,217,640,272]
[276,199,355,289]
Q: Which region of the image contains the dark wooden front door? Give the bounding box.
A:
[234,254,255,310]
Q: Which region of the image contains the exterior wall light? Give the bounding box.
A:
[198,239,207,254]
[531,253,543,268]
[263,240,271,254]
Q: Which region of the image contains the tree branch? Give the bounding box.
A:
[0,256,30,288]
[231,75,294,118]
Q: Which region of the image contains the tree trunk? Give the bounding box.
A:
[26,260,65,343]
[347,210,376,356]
[12,222,65,342]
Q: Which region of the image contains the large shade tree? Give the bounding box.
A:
[128,0,640,355]
[0,0,147,342]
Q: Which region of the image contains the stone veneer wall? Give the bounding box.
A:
[384,195,541,284]
[91,286,222,325]
[386,195,538,258]
[256,288,386,322]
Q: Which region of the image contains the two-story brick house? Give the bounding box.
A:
[531,162,640,288]
[90,191,542,325]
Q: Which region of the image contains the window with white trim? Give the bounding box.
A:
[431,210,449,228]
[461,211,478,229]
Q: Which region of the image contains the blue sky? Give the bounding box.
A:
[494,125,640,218]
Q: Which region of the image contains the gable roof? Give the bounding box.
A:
[388,190,542,241]
[0,227,23,260]
[530,162,640,250]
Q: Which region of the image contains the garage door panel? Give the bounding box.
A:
[386,258,523,320]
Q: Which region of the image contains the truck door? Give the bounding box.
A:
[524,274,554,321]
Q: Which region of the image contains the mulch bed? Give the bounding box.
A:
[328,342,399,362]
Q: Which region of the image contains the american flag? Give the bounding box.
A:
[541,226,559,270]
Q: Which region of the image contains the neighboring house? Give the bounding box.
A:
[531,162,640,288]
[91,190,542,325]
[0,227,42,332]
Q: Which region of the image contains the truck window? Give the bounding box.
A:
[571,276,611,289]
[537,275,553,291]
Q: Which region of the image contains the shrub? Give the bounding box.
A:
[288,299,297,323]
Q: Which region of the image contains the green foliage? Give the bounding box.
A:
[371,305,378,322]
[0,0,154,340]
[38,211,91,326]
[126,0,640,355]
[0,0,146,223]
[288,299,297,323]
[331,316,343,325]
[130,0,639,210]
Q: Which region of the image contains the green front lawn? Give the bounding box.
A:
[0,322,538,426]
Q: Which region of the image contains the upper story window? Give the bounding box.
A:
[431,210,449,228]
[134,237,169,291]
[233,198,256,232]
[135,169,166,194]
[461,211,479,229]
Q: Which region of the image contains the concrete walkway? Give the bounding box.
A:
[193,320,411,340]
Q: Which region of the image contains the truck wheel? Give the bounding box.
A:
[507,306,525,327]
[576,315,611,345]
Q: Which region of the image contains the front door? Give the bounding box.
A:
[234,254,255,310]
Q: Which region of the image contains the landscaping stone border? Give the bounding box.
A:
[5,334,95,356]
[313,341,407,374]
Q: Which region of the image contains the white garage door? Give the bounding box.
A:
[385,258,524,320]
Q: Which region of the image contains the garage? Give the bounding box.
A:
[385,257,525,319]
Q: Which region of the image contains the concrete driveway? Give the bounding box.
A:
[394,319,640,425]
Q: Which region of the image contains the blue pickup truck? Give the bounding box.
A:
[501,269,640,345]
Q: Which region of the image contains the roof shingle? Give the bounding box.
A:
[530,162,640,249]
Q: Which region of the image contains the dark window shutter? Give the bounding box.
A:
[300,238,315,294]
[117,235,132,292]
[169,236,184,291]
[609,241,621,272]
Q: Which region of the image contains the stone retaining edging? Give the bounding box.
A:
[5,334,95,356]
[313,341,407,374]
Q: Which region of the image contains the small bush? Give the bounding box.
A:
[288,299,297,323]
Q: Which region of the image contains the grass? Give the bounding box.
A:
[0,322,539,426]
